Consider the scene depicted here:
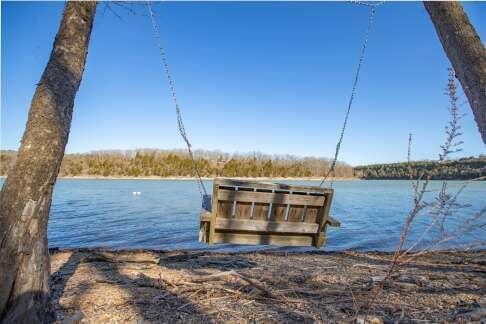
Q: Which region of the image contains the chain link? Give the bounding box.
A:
[146,2,209,200]
[320,4,379,187]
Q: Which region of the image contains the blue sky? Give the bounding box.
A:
[1,1,485,166]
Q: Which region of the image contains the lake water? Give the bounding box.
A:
[1,179,484,251]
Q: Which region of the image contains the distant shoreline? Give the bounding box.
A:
[1,175,483,181]
[2,151,483,181]
[0,175,357,181]
[54,175,358,181]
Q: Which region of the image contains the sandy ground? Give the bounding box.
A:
[50,249,485,323]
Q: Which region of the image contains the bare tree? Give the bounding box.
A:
[424,1,486,143]
[0,2,97,322]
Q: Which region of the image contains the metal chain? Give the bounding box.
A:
[146,0,379,192]
[320,4,379,187]
[146,2,209,200]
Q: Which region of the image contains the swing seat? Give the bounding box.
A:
[199,178,339,248]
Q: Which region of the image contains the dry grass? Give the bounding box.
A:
[50,249,485,323]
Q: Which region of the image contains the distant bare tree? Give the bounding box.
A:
[0,2,97,322]
[424,1,486,143]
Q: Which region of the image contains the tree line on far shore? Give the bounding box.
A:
[2,150,484,180]
[354,156,486,180]
[0,149,354,178]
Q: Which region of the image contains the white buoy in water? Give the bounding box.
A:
[132,191,141,196]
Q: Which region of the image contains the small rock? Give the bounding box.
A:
[398,274,427,285]
[356,314,384,324]
[371,275,386,283]
[396,282,418,291]
[61,310,84,324]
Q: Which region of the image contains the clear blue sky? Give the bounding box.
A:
[1,1,485,166]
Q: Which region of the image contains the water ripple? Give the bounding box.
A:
[3,179,483,252]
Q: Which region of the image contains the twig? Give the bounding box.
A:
[105,2,124,21]
[190,270,279,299]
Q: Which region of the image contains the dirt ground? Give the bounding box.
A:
[50,249,485,323]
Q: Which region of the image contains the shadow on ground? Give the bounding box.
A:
[48,249,486,323]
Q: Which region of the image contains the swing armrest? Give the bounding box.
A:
[200,210,211,222]
[326,216,341,228]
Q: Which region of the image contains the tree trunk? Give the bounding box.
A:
[0,2,96,323]
[424,1,486,144]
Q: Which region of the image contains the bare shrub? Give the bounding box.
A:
[360,68,486,319]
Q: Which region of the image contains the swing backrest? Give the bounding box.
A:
[199,178,335,247]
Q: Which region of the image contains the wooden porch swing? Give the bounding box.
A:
[199,178,340,247]
[146,2,381,247]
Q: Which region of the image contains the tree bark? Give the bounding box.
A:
[424,1,486,144]
[0,2,96,323]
